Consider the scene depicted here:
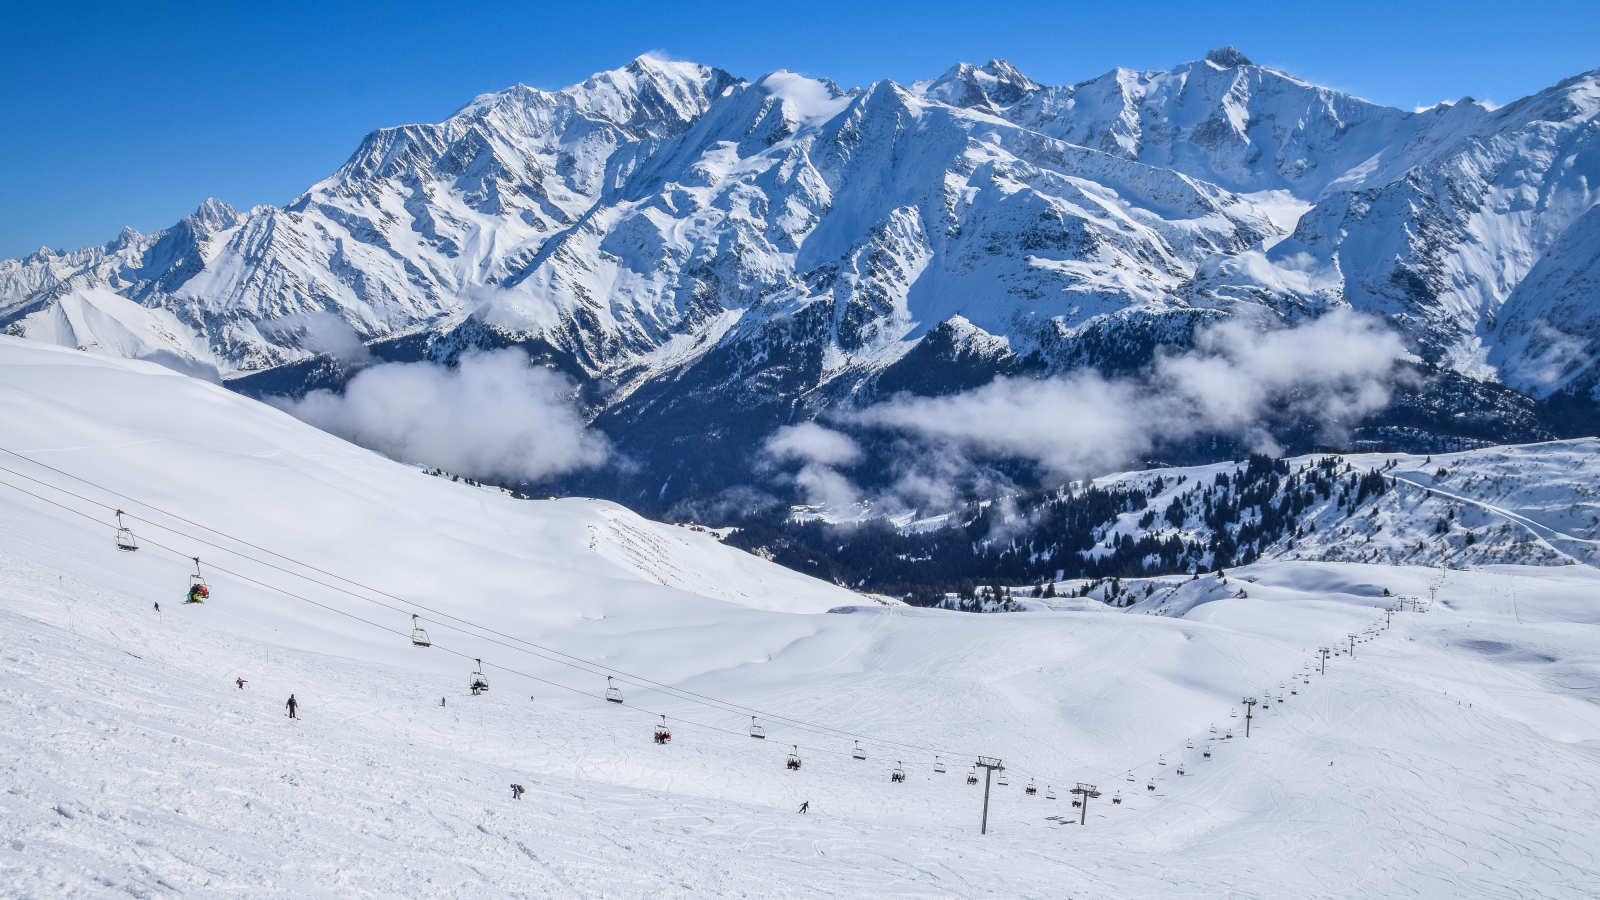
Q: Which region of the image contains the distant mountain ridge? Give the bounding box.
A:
[5,50,1599,509]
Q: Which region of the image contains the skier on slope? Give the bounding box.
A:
[285,694,298,719]
[153,602,160,613]
[511,784,524,800]
[798,801,809,815]
[236,678,247,690]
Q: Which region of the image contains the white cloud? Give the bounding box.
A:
[273,349,607,482]
[765,422,863,466]
[827,310,1404,496]
[763,422,865,508]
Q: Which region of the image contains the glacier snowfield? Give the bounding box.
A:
[2,337,1598,899]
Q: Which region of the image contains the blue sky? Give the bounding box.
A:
[2,0,1594,259]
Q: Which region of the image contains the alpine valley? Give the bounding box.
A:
[6,48,1600,535]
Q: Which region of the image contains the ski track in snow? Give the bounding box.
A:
[1,340,1599,898]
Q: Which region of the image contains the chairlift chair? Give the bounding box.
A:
[1126,770,1135,782]
[1230,708,1238,718]
[1176,765,1186,775]
[996,770,1008,787]
[1186,740,1193,749]
[1203,747,1212,759]
[748,716,765,739]
[114,510,138,552]
[1112,792,1122,805]
[967,767,979,786]
[1158,755,1166,765]
[786,745,802,770]
[469,659,489,694]
[604,676,624,704]
[653,715,672,744]
[891,762,905,783]
[1045,785,1056,800]
[410,614,431,647]
[1071,798,1081,808]
[852,740,866,761]
[1025,779,1037,796]
[1146,780,1156,792]
[1225,731,1234,739]
[933,755,946,774]
[184,558,210,603]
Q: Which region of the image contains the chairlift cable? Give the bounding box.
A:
[0,450,980,760]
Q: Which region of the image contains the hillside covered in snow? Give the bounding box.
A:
[3,337,1600,897]
[4,49,1599,510]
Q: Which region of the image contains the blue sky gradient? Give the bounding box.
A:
[2,0,1594,258]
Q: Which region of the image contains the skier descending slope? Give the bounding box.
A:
[285,694,297,719]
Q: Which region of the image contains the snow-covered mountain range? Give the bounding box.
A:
[6,49,1599,507]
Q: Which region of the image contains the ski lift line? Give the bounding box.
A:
[0,476,1002,771]
[0,478,1192,791]
[0,456,986,764]
[18,451,1325,786]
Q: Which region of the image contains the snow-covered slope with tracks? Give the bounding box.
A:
[3,340,1600,898]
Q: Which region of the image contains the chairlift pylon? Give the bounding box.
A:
[410,614,431,647]
[852,740,866,761]
[184,557,209,603]
[786,745,802,770]
[114,510,138,552]
[604,676,623,704]
[469,659,489,694]
[653,715,672,744]
[748,715,765,739]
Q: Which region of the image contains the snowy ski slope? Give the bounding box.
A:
[2,337,1599,898]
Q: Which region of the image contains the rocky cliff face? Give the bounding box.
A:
[6,51,1599,509]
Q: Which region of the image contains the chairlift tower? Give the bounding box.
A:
[1348,633,1358,657]
[1069,783,1101,825]
[975,756,1004,834]
[1242,697,1258,737]
[1318,647,1331,674]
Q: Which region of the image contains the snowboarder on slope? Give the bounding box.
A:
[236,678,247,689]
[798,801,809,814]
[285,695,298,719]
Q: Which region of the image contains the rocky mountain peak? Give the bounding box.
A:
[1205,46,1254,68]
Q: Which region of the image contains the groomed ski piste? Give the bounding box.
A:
[2,335,1598,899]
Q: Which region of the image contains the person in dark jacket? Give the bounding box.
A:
[285,695,298,719]
[798,801,809,814]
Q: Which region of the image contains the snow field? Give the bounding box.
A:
[3,339,1600,897]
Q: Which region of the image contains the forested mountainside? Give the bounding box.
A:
[722,440,1600,602]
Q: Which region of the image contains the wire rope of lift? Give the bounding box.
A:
[0,464,1005,774]
[0,448,991,764]
[7,466,1284,796]
[11,446,1344,790]
[0,474,928,768]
